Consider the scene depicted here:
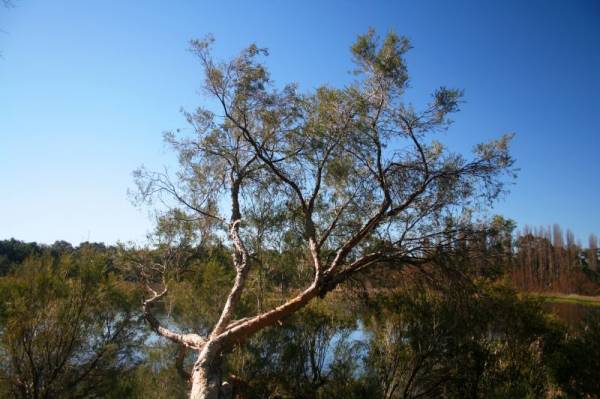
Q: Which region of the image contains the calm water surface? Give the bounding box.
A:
[543,301,600,325]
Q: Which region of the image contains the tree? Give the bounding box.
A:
[359,283,555,399]
[588,233,598,271]
[133,30,515,398]
[0,250,142,398]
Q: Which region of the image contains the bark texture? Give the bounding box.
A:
[190,347,222,399]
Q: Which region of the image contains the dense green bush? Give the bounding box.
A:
[0,243,599,398]
[0,250,142,398]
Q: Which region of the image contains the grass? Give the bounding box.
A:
[531,293,600,307]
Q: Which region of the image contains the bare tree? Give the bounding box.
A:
[133,30,515,398]
[588,234,598,271]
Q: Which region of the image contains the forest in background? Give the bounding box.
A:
[5,219,597,296]
[0,219,599,398]
[1,22,598,398]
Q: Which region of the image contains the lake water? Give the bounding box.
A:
[543,301,600,325]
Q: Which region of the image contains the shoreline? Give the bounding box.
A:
[528,293,600,307]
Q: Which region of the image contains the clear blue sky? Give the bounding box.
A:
[1,0,598,245]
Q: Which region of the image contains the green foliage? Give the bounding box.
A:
[215,281,600,399]
[0,240,599,398]
[1,25,597,396]
[355,283,559,398]
[226,299,360,398]
[548,312,600,397]
[351,29,410,88]
[128,342,189,399]
[169,254,235,331]
[0,250,143,399]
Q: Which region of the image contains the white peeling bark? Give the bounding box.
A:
[189,342,223,399]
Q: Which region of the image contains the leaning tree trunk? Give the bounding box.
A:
[189,341,224,399]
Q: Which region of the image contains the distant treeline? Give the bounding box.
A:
[436,218,600,295]
[511,225,599,294]
[0,239,114,275]
[1,220,599,296]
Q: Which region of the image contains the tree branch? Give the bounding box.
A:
[142,286,206,349]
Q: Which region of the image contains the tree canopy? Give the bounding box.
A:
[133,30,516,398]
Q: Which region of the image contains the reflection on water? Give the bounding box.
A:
[543,301,600,325]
